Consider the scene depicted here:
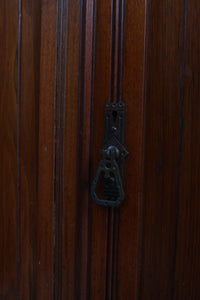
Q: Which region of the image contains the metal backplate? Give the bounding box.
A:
[91,102,128,207]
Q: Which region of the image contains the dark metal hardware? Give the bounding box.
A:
[91,102,129,207]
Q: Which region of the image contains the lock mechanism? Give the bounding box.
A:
[91,102,129,207]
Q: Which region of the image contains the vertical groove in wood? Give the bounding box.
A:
[105,208,110,299]
[110,0,124,103]
[74,0,85,296]
[90,0,112,298]
[107,2,116,292]
[53,0,68,298]
[58,1,68,297]
[53,0,61,295]
[110,0,116,103]
[138,0,149,297]
[118,0,125,102]
[106,209,119,300]
[88,0,96,297]
[110,0,125,103]
[113,207,120,299]
[106,0,126,298]
[171,0,187,298]
[0,0,19,298]
[114,0,120,102]
[74,0,94,298]
[54,0,62,297]
[17,0,22,298]
[117,0,147,298]
[105,208,115,300]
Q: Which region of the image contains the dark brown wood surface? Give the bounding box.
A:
[1,0,200,299]
[117,0,146,298]
[173,0,200,299]
[36,0,57,298]
[20,0,41,299]
[140,0,200,299]
[90,0,146,298]
[0,0,19,298]
[90,0,112,298]
[140,0,185,298]
[61,0,81,298]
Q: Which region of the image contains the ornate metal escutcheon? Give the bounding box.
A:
[91,102,129,207]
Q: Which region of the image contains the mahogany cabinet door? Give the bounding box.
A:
[0,0,200,299]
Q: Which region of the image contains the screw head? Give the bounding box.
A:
[111,126,117,134]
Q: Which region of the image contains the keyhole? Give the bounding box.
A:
[112,110,117,123]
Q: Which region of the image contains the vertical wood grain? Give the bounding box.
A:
[19,0,41,299]
[36,0,57,298]
[140,1,185,299]
[53,0,68,298]
[173,1,200,299]
[89,0,112,298]
[117,0,147,298]
[61,0,81,298]
[74,0,94,298]
[0,0,19,298]
[2,0,200,299]
[106,0,125,298]
[90,0,147,298]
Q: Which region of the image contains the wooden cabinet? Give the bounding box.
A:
[1,0,200,299]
